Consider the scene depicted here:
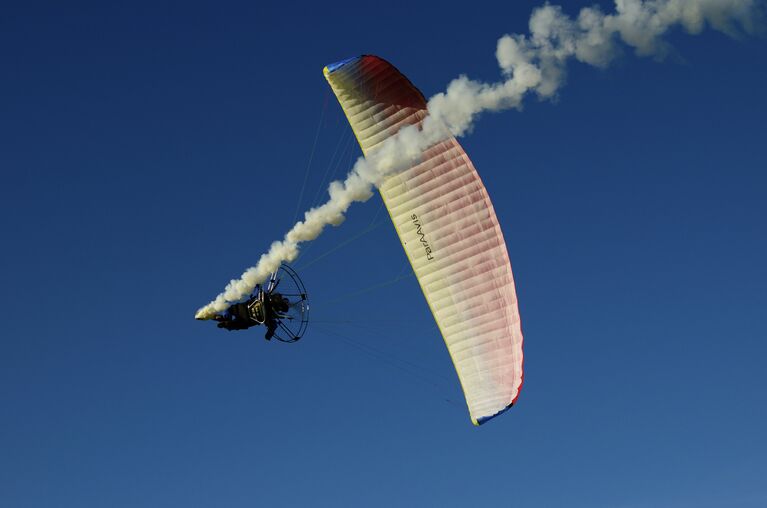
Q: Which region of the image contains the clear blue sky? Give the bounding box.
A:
[2,1,766,507]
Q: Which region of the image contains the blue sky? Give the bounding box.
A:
[2,1,766,507]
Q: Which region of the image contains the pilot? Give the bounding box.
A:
[214,301,254,331]
[215,292,289,340]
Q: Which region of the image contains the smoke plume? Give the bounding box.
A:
[195,0,760,319]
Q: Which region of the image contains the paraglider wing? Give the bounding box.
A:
[324,55,524,425]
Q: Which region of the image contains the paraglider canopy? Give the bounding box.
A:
[324,55,524,425]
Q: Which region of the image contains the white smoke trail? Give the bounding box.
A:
[195,0,761,319]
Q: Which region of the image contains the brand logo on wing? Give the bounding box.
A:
[411,214,434,261]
